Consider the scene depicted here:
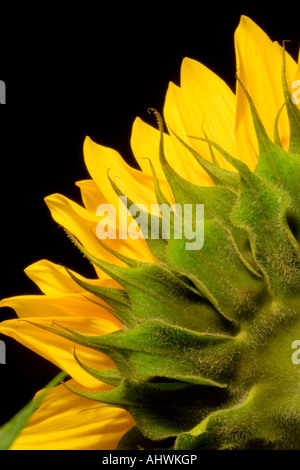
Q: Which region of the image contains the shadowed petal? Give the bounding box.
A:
[11,380,134,450]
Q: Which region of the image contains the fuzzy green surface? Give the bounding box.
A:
[32,61,300,450]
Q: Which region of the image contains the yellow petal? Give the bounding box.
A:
[24,259,119,296]
[0,292,121,323]
[0,316,118,387]
[131,115,211,189]
[293,47,300,109]
[234,16,298,164]
[177,57,237,167]
[45,192,155,268]
[76,179,106,214]
[131,117,167,181]
[11,380,134,450]
[45,193,113,269]
[130,117,176,201]
[84,136,159,209]
[164,81,215,184]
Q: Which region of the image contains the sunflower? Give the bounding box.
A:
[1,16,300,450]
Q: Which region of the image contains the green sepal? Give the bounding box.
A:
[65,266,135,328]
[174,383,293,450]
[116,426,174,450]
[235,74,300,227]
[28,318,236,386]
[20,319,111,352]
[202,127,221,167]
[147,158,171,206]
[107,171,168,263]
[70,321,227,386]
[254,143,300,246]
[0,371,67,450]
[94,235,143,268]
[146,110,264,322]
[65,235,230,333]
[167,219,265,324]
[174,390,256,450]
[236,75,275,157]
[64,379,229,440]
[149,108,240,191]
[109,263,229,332]
[172,131,240,190]
[83,320,236,386]
[219,150,300,297]
[160,170,261,276]
[73,348,121,386]
[254,143,300,222]
[235,72,300,227]
[273,102,286,146]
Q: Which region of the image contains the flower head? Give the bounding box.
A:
[1,16,300,450]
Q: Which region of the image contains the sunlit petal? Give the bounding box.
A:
[0,317,118,387]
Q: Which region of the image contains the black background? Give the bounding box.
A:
[0,4,299,432]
